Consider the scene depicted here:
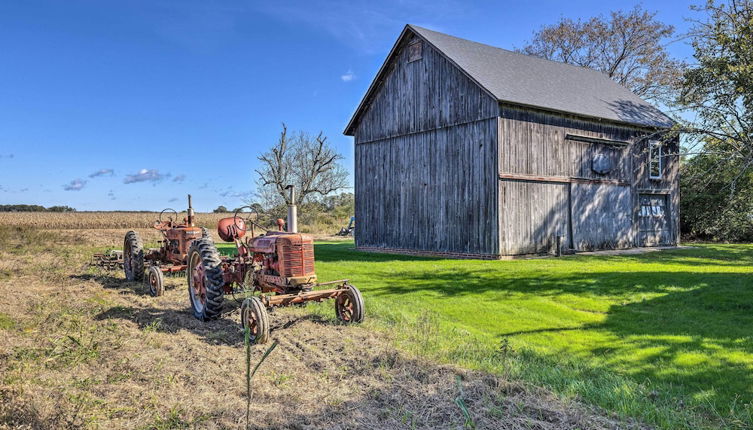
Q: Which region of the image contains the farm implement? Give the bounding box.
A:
[188,185,364,343]
[122,195,208,296]
[90,250,124,270]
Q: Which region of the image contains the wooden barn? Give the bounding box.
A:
[344,25,679,258]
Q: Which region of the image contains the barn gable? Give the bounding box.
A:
[345,26,498,139]
[350,27,500,256]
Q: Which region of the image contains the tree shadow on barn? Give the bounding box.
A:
[606,98,675,128]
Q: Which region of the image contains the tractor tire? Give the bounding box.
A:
[240,297,270,344]
[187,238,224,321]
[335,284,365,324]
[146,266,164,297]
[201,227,211,240]
[124,230,144,282]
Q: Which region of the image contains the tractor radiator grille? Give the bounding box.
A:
[281,241,315,277]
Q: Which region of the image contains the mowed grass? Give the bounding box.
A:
[222,241,753,429]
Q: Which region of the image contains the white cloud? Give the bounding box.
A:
[124,168,169,184]
[173,174,186,183]
[63,179,87,191]
[89,168,114,178]
[341,70,356,82]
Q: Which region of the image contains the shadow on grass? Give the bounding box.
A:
[70,272,186,296]
[314,241,753,266]
[313,242,440,263]
[313,240,753,409]
[94,303,333,347]
[70,273,152,296]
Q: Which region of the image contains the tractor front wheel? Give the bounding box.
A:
[335,284,364,324]
[187,238,224,321]
[146,266,164,297]
[240,297,270,344]
[124,231,144,282]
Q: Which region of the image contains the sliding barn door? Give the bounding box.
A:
[570,183,633,251]
[637,193,671,246]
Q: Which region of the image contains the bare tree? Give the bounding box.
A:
[520,5,684,104]
[255,124,349,206]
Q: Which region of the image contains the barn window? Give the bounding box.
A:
[649,141,663,179]
[408,41,422,62]
[640,195,667,217]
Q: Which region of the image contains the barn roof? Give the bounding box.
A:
[344,25,674,135]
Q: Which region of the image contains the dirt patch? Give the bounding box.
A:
[0,228,643,429]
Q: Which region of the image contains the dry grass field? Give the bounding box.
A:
[0,212,231,230]
[0,216,632,429]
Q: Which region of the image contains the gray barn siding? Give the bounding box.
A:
[498,105,642,179]
[571,183,634,250]
[352,33,499,256]
[355,120,498,255]
[632,135,680,246]
[499,180,569,255]
[354,33,498,143]
[497,106,678,253]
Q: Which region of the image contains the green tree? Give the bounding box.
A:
[677,1,753,240]
[213,205,228,213]
[47,205,76,212]
[681,139,753,241]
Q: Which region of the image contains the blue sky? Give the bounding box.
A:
[0,0,697,211]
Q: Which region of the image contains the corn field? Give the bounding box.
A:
[0,212,233,229]
[0,211,347,235]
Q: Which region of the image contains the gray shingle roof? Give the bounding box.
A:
[410,25,674,128]
[345,25,674,134]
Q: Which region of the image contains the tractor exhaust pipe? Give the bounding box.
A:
[187,194,195,226]
[285,185,297,233]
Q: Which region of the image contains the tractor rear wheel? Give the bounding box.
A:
[124,231,144,282]
[146,266,164,297]
[335,284,364,323]
[187,238,224,321]
[240,297,270,344]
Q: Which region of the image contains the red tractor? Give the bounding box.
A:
[123,195,208,296]
[186,186,364,343]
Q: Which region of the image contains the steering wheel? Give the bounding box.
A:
[233,206,264,233]
[159,208,179,224]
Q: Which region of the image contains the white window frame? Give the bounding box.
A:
[649,141,663,180]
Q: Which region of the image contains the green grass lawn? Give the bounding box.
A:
[218,241,753,429]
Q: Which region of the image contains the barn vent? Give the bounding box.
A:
[408,41,422,62]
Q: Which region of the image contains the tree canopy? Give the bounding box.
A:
[678,0,753,240]
[520,5,683,104]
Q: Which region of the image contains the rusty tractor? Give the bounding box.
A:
[186,186,364,343]
[123,195,208,296]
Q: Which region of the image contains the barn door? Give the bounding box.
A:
[570,183,633,251]
[638,194,670,246]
